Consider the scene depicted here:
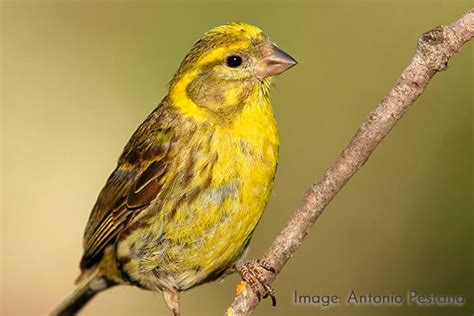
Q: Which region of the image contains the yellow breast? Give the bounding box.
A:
[165,90,278,288]
[211,92,279,210]
[117,87,279,291]
[191,91,279,279]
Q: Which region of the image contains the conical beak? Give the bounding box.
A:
[256,44,297,78]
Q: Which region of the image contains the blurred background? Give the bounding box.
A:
[1,1,472,315]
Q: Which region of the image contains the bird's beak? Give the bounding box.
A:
[255,44,297,78]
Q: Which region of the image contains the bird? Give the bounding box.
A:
[52,22,297,315]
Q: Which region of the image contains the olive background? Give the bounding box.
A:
[1,1,472,315]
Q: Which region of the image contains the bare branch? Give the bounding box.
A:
[226,8,474,316]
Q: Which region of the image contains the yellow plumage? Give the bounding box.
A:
[53,22,296,315]
[116,69,278,290]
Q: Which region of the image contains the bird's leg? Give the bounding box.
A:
[235,259,277,306]
[162,289,181,316]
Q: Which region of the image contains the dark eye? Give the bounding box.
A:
[226,55,243,68]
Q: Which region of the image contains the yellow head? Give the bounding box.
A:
[169,23,297,121]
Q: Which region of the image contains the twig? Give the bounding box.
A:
[226,8,474,316]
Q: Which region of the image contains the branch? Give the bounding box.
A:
[226,8,474,316]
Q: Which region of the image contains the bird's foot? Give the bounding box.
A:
[236,259,277,306]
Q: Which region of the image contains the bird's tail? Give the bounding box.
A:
[51,268,114,316]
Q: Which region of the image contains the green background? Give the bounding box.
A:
[1,1,472,315]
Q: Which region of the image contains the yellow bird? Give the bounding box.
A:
[53,22,296,315]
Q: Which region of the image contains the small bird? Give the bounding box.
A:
[52,22,296,315]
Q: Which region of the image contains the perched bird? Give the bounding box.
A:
[52,22,296,315]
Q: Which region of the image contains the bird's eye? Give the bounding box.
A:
[225,55,243,68]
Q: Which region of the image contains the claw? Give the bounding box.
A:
[255,259,276,273]
[236,259,277,306]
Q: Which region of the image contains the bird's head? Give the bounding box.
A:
[169,23,297,121]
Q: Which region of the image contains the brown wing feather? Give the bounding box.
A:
[80,100,176,269]
[127,160,169,209]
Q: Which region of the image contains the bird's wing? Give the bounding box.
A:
[80,103,176,269]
